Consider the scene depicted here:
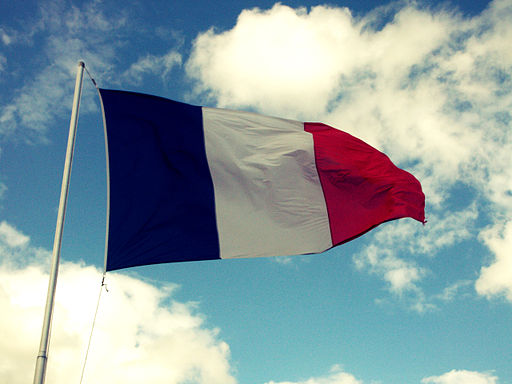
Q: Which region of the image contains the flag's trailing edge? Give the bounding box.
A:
[99,89,425,272]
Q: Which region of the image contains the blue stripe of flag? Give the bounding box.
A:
[100,89,220,271]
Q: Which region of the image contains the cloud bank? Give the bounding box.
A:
[0,223,501,383]
[422,369,498,384]
[0,222,235,384]
[186,0,512,307]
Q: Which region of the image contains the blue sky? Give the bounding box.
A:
[1,1,511,384]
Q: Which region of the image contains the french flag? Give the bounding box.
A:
[99,89,425,271]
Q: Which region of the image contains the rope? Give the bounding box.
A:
[79,274,108,384]
[77,62,107,383]
[84,64,98,88]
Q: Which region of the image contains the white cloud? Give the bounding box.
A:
[353,204,478,310]
[263,367,501,384]
[0,221,30,248]
[186,0,512,305]
[422,369,498,384]
[185,3,455,119]
[0,2,126,142]
[1,28,13,45]
[0,182,6,199]
[187,4,359,118]
[368,204,478,256]
[354,243,423,295]
[122,50,182,85]
[476,220,512,301]
[0,223,236,384]
[265,366,362,384]
[0,54,6,72]
[434,280,473,302]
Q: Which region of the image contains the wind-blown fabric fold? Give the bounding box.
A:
[99,89,425,271]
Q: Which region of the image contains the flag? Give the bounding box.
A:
[99,89,425,271]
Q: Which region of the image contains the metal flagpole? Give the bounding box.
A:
[33,61,85,384]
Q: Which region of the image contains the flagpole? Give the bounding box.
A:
[33,61,85,384]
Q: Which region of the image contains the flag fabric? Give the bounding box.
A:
[99,89,425,272]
